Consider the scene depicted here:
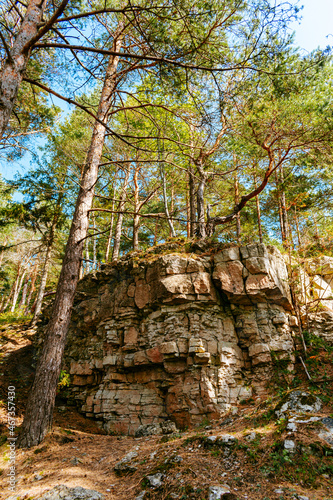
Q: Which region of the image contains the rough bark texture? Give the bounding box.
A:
[11,267,26,312]
[133,167,140,251]
[30,243,52,327]
[0,0,47,138]
[234,173,241,244]
[25,258,39,315]
[18,29,123,448]
[189,164,196,237]
[160,151,176,238]
[31,194,63,326]
[105,177,116,261]
[18,272,30,309]
[196,165,207,239]
[112,168,130,261]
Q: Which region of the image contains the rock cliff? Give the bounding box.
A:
[59,243,298,435]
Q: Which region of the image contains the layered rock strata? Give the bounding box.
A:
[61,243,297,435]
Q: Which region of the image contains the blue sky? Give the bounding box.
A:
[1,0,332,182]
[290,0,333,52]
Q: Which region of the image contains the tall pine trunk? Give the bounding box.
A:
[30,241,53,327]
[133,167,140,251]
[275,171,286,245]
[19,272,30,309]
[196,161,207,239]
[234,172,241,244]
[31,192,63,326]
[253,171,263,244]
[112,168,130,261]
[159,145,176,238]
[105,173,117,261]
[189,164,196,237]
[24,257,39,315]
[10,265,25,312]
[18,27,123,448]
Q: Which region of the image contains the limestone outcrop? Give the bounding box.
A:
[57,243,298,435]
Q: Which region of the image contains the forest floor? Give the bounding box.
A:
[0,320,332,500]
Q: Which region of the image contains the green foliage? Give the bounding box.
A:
[58,370,71,390]
[0,311,32,326]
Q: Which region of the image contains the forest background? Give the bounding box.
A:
[0,0,332,446]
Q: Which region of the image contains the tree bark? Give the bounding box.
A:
[0,0,69,138]
[294,206,301,247]
[1,280,16,313]
[169,179,174,237]
[159,145,176,238]
[196,160,207,239]
[253,171,263,244]
[18,27,123,448]
[0,238,8,269]
[24,257,39,315]
[275,171,285,243]
[279,167,290,248]
[0,0,46,138]
[19,271,31,309]
[30,242,52,327]
[112,168,130,261]
[11,269,27,312]
[105,173,117,261]
[189,164,196,238]
[234,172,241,244]
[31,192,63,326]
[92,214,97,270]
[133,166,140,251]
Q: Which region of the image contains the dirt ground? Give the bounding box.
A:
[0,322,332,500]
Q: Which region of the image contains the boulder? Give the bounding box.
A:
[275,390,322,419]
[35,485,104,500]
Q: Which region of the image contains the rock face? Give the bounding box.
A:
[61,243,297,435]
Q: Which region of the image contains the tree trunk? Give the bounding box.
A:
[105,174,117,261]
[24,257,39,315]
[31,192,63,326]
[159,145,176,238]
[196,163,207,239]
[256,195,263,244]
[186,176,191,238]
[11,269,27,312]
[279,167,290,248]
[234,173,241,244]
[294,206,301,247]
[30,243,52,327]
[92,214,97,270]
[0,0,48,138]
[153,220,159,246]
[133,167,140,251]
[189,165,196,237]
[169,179,174,237]
[19,271,30,309]
[0,238,8,269]
[18,28,123,448]
[112,168,130,261]
[9,264,22,312]
[253,171,263,244]
[275,171,286,244]
[1,281,16,313]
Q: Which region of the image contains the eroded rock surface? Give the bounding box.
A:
[59,243,297,435]
[34,485,104,500]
